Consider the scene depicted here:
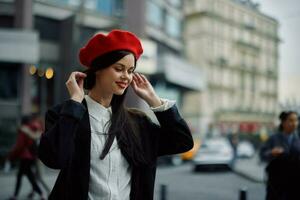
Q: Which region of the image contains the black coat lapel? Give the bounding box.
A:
[77,99,91,160]
[71,99,91,199]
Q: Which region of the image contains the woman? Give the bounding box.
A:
[260,111,300,200]
[38,29,193,200]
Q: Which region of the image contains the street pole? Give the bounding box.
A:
[239,187,247,200]
[160,184,167,200]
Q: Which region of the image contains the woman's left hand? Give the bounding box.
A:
[131,73,162,107]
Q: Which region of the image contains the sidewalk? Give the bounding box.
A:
[0,167,58,200]
[232,153,266,183]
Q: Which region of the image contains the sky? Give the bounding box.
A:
[255,0,300,104]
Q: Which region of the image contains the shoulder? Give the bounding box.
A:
[46,99,86,118]
[48,100,70,113]
[46,102,63,118]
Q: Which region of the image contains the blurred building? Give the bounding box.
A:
[184,0,279,137]
[124,0,205,128]
[0,0,204,156]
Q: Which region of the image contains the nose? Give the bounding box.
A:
[121,71,131,81]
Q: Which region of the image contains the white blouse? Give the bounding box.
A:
[85,95,175,200]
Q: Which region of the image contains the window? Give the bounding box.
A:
[96,0,124,17]
[68,0,80,6]
[0,16,14,28]
[167,0,182,8]
[34,16,60,42]
[97,0,112,15]
[165,14,182,38]
[0,63,19,100]
[85,0,97,10]
[146,1,164,28]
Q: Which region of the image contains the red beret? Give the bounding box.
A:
[79,29,143,67]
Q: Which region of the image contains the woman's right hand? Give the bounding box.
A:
[65,71,87,103]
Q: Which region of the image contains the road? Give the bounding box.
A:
[154,164,265,200]
[0,163,265,200]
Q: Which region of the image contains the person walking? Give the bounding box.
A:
[26,116,51,199]
[7,115,46,200]
[38,29,194,200]
[260,111,300,200]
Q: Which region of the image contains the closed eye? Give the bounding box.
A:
[114,63,135,74]
[128,69,135,74]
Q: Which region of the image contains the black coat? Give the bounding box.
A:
[38,99,193,200]
[260,132,300,200]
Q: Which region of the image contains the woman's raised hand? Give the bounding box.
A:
[66,72,87,103]
[131,73,162,107]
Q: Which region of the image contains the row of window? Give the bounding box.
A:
[209,68,277,94]
[44,0,182,39]
[206,38,277,72]
[210,90,277,114]
[151,0,182,8]
[205,20,278,54]
[186,19,278,68]
[46,0,124,17]
[187,0,277,36]
[146,1,182,38]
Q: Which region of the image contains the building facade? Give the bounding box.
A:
[124,0,204,126]
[184,0,279,137]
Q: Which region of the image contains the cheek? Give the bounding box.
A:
[128,75,133,83]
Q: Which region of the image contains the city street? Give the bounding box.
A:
[0,0,299,199]
[0,163,265,200]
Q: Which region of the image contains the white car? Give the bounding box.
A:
[237,141,255,158]
[193,138,234,171]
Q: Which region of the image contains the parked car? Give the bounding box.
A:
[181,139,201,161]
[237,141,255,158]
[193,137,234,171]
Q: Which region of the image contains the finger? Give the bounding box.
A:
[77,78,84,89]
[66,72,85,88]
[140,74,148,83]
[130,79,137,90]
[67,72,76,82]
[135,73,143,83]
[75,72,87,82]
[75,72,87,78]
[133,73,139,84]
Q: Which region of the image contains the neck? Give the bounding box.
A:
[88,87,113,108]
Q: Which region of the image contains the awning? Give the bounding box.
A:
[160,54,206,91]
[0,29,39,64]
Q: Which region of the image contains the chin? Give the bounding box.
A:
[114,89,126,95]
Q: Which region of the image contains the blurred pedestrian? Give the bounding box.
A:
[228,131,239,167]
[7,115,46,200]
[38,29,193,200]
[26,115,51,199]
[260,111,300,200]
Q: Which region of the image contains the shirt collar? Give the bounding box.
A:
[85,95,112,121]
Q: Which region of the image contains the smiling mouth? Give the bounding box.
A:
[116,82,127,89]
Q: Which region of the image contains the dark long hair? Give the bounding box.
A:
[278,111,298,131]
[84,50,147,165]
